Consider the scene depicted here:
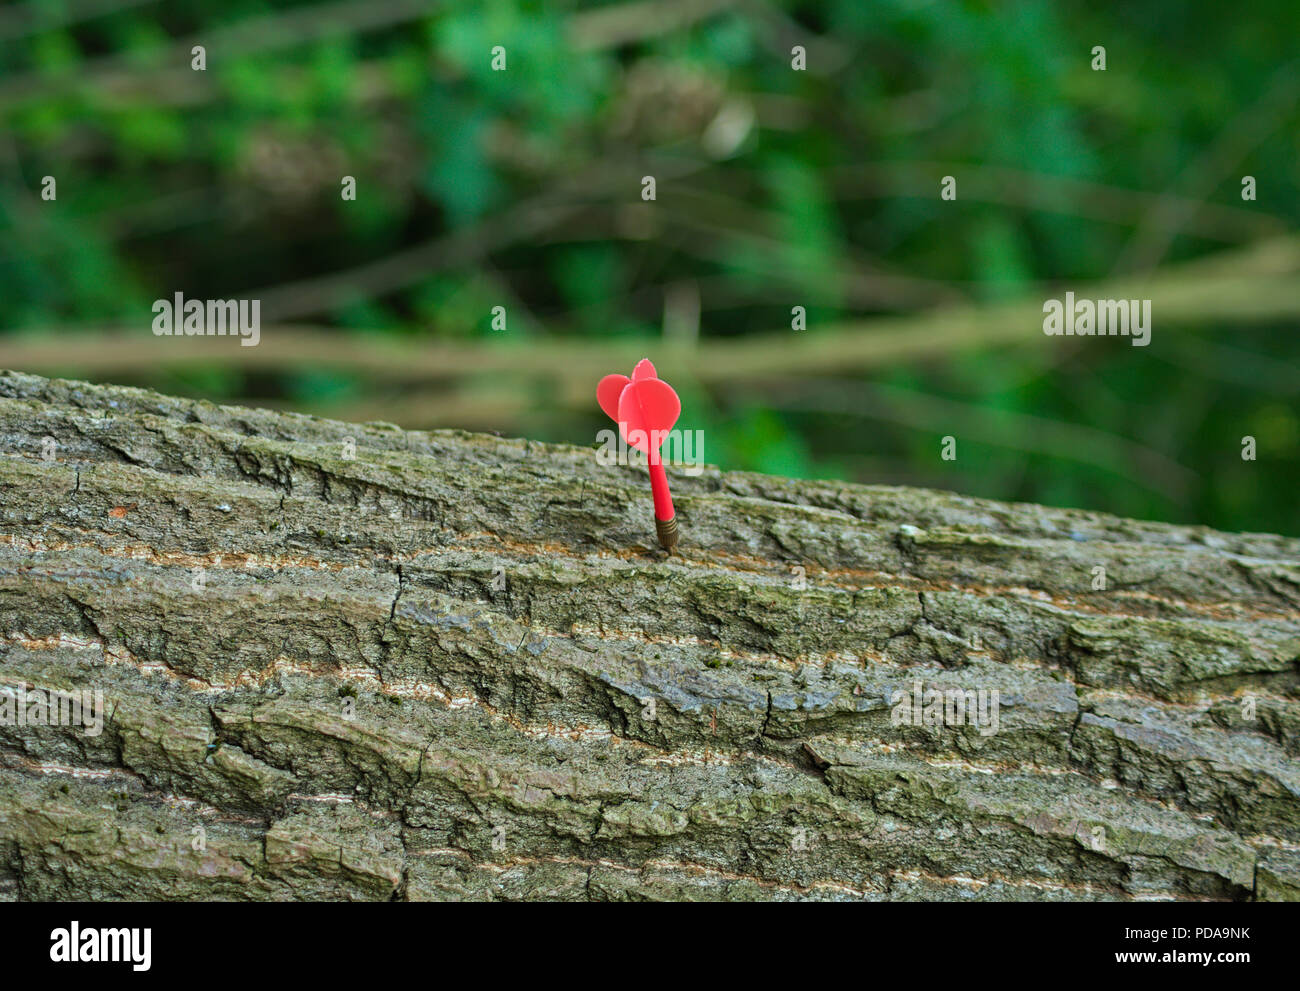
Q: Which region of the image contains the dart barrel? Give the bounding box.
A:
[655,514,680,552]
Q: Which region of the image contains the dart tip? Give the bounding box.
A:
[655,515,680,553]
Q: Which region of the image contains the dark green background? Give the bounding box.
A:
[2,1,1296,535]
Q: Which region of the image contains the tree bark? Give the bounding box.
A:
[0,369,1296,901]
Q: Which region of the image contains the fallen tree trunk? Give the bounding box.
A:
[0,370,1296,901]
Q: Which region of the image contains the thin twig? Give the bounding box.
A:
[5,236,1297,395]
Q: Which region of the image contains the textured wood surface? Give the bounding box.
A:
[0,371,1296,900]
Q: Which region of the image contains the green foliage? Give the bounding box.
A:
[0,0,1296,534]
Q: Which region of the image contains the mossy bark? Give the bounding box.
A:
[0,370,1296,901]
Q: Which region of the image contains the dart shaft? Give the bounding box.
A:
[647,459,674,521]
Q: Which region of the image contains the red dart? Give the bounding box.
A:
[597,358,682,552]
